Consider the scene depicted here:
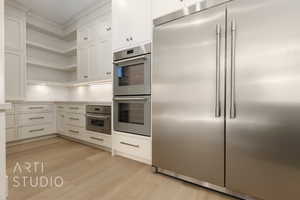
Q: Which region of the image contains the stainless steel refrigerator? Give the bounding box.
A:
[152,0,300,200]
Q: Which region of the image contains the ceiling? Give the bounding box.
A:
[15,0,103,25]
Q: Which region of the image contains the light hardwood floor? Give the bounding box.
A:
[6,137,237,200]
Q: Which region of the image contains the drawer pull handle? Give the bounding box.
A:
[90,137,104,142]
[29,117,45,120]
[120,142,139,148]
[69,117,79,121]
[69,107,79,110]
[30,128,45,133]
[69,130,79,134]
[29,107,44,110]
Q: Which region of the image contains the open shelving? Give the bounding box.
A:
[26,23,78,85]
[26,41,77,56]
[27,59,77,72]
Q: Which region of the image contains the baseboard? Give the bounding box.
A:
[58,135,111,152]
[114,150,152,165]
[6,134,58,147]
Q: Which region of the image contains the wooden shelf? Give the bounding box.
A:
[26,41,77,56]
[27,59,77,72]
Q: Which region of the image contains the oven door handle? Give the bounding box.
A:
[113,55,146,65]
[113,97,147,101]
[86,114,110,119]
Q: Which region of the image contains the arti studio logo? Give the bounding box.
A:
[11,161,64,188]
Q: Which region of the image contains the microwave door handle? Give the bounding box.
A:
[113,55,146,64]
[113,97,147,101]
[86,114,110,119]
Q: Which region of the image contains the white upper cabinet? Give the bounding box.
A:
[4,6,26,100]
[77,46,90,80]
[152,0,184,20]
[5,16,24,51]
[5,50,25,100]
[112,0,151,52]
[90,40,112,80]
[77,19,112,82]
[78,20,111,48]
[152,0,202,20]
[77,27,91,48]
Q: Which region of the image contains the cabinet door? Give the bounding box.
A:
[90,39,113,80]
[152,0,184,20]
[129,0,151,47]
[77,47,90,80]
[112,0,131,51]
[101,39,113,80]
[77,27,90,47]
[56,112,65,133]
[90,21,112,42]
[5,51,25,100]
[5,16,24,51]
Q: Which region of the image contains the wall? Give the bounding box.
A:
[68,83,112,102]
[26,84,70,101]
[26,83,113,102]
[0,0,6,198]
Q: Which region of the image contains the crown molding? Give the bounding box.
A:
[27,11,64,30]
[5,0,29,12]
[63,0,111,29]
[6,0,111,38]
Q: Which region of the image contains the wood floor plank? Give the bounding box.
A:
[6,138,237,200]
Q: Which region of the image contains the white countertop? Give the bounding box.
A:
[6,100,112,106]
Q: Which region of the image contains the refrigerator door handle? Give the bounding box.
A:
[215,24,222,118]
[230,20,237,119]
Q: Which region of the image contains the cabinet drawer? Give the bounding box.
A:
[16,104,53,114]
[56,111,65,133]
[6,128,18,142]
[64,125,84,139]
[6,114,16,129]
[113,132,151,161]
[18,113,53,126]
[19,124,54,139]
[83,131,111,148]
[56,104,66,112]
[5,104,14,115]
[65,113,85,127]
[66,105,85,114]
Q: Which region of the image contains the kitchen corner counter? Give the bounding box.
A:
[0,103,12,111]
[6,100,112,106]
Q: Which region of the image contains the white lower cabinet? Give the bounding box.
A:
[83,131,112,148]
[56,111,65,133]
[6,103,56,143]
[65,113,85,127]
[6,114,16,129]
[113,131,151,164]
[19,124,55,140]
[6,128,18,142]
[64,125,83,139]
[17,113,53,126]
[16,104,53,114]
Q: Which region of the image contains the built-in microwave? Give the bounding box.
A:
[86,105,111,135]
[113,96,151,137]
[113,44,151,96]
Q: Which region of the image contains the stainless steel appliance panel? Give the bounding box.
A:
[226,0,300,199]
[113,44,151,96]
[153,5,226,186]
[114,96,151,136]
[86,105,111,135]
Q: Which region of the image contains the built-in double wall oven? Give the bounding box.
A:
[113,43,151,137]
